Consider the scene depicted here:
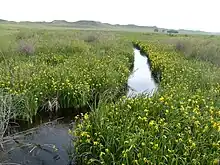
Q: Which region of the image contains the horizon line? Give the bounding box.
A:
[0,18,218,34]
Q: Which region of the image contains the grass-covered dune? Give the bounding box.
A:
[72,40,220,164]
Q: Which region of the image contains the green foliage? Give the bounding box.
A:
[154,28,159,32]
[0,29,133,122]
[167,29,179,34]
[2,24,220,164]
[73,41,220,164]
[173,38,220,66]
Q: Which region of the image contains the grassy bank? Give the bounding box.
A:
[72,41,220,164]
[0,29,133,123]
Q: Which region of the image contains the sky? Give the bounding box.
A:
[1,0,219,32]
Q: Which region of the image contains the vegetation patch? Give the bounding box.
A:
[1,25,220,164]
[0,30,133,123]
[72,41,220,164]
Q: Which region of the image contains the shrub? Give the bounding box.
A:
[84,35,98,43]
[18,40,35,55]
[175,40,193,56]
[171,39,220,66]
[167,29,179,34]
[154,28,159,32]
[175,40,185,51]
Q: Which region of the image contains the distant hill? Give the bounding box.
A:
[0,18,215,34]
[74,20,103,26]
[51,20,69,24]
[48,20,162,32]
[0,19,7,22]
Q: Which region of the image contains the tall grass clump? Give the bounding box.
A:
[17,40,35,55]
[0,89,19,150]
[167,38,220,67]
[72,41,220,164]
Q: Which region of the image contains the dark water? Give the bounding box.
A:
[1,119,74,165]
[127,48,157,97]
[1,48,157,165]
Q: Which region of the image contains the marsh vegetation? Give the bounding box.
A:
[0,24,220,164]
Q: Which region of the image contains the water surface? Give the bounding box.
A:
[1,120,74,165]
[127,48,157,97]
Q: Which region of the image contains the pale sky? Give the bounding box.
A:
[1,0,219,32]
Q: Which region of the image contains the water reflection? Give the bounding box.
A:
[2,121,74,165]
[127,48,157,97]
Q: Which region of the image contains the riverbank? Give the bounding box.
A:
[72,41,220,164]
[0,29,134,164]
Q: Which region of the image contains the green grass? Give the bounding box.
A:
[1,24,220,164]
[170,37,220,66]
[71,40,220,164]
[0,28,133,123]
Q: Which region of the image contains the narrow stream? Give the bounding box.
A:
[1,47,157,165]
[127,48,157,97]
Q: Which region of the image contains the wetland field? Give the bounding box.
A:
[0,23,220,164]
